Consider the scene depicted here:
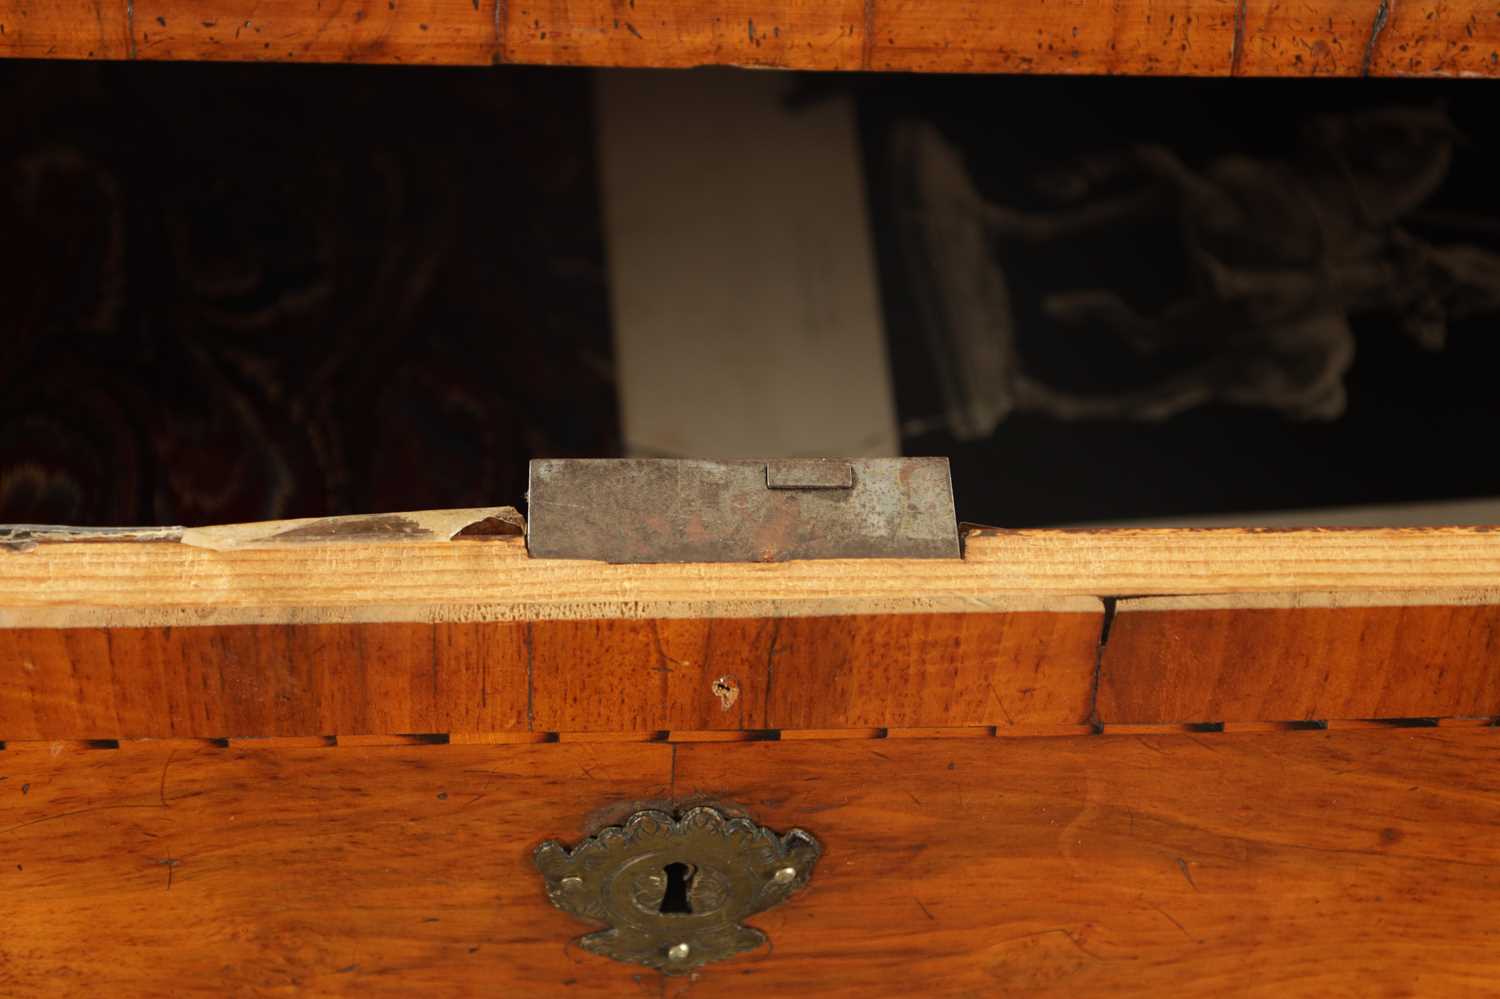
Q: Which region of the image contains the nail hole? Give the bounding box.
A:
[711,676,739,712]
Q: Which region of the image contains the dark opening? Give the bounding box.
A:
[659,862,694,914]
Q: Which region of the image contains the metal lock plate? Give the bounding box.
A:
[533,806,822,974]
[526,457,960,563]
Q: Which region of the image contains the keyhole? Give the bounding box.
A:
[659,862,694,914]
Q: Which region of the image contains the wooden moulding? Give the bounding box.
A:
[1,0,1498,77]
[0,729,1496,995]
[7,517,1500,623]
[2,512,1500,739]
[0,615,1103,740]
[1099,592,1500,725]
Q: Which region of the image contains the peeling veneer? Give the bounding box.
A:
[0,507,525,554]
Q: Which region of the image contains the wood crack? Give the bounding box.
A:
[124,0,137,58]
[1229,0,1247,75]
[762,619,782,726]
[1088,597,1117,732]
[1360,0,1391,75]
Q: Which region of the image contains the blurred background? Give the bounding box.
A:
[3,61,1498,527]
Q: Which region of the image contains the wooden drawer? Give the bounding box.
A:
[2,514,1498,994]
[6,727,1496,996]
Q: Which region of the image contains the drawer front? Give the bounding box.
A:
[3,727,1496,995]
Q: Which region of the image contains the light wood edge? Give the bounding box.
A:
[1114,590,1500,612]
[4,522,1500,627]
[0,596,1102,628]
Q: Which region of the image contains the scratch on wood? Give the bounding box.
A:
[1361,0,1391,75]
[1176,856,1200,891]
[123,0,137,58]
[1146,901,1193,939]
[761,619,782,723]
[993,927,1104,962]
[1,802,165,835]
[1229,0,1247,74]
[861,0,877,69]
[158,856,180,890]
[158,750,176,807]
[430,625,440,710]
[987,681,1017,726]
[492,0,506,63]
[524,621,535,730]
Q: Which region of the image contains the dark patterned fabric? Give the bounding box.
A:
[0,61,617,526]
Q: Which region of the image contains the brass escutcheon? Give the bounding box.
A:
[533,805,822,974]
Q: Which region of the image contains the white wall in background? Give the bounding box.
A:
[597,69,899,458]
[1071,498,1500,528]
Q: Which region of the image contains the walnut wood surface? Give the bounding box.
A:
[1,729,1495,995]
[0,622,531,741]
[673,729,1500,995]
[1100,598,1500,724]
[0,0,1496,75]
[0,740,673,997]
[0,611,1101,739]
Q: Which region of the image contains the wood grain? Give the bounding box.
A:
[0,740,672,997]
[672,729,1500,995]
[0,622,530,740]
[1231,0,1372,74]
[1,0,1496,75]
[529,618,779,732]
[134,0,497,63]
[5,528,1500,629]
[1099,596,1500,724]
[2,729,1496,994]
[761,612,1098,730]
[1364,0,1500,77]
[0,611,1100,739]
[529,613,1100,732]
[866,0,1240,76]
[0,0,130,59]
[505,0,868,70]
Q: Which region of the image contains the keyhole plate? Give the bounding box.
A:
[533,805,822,974]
